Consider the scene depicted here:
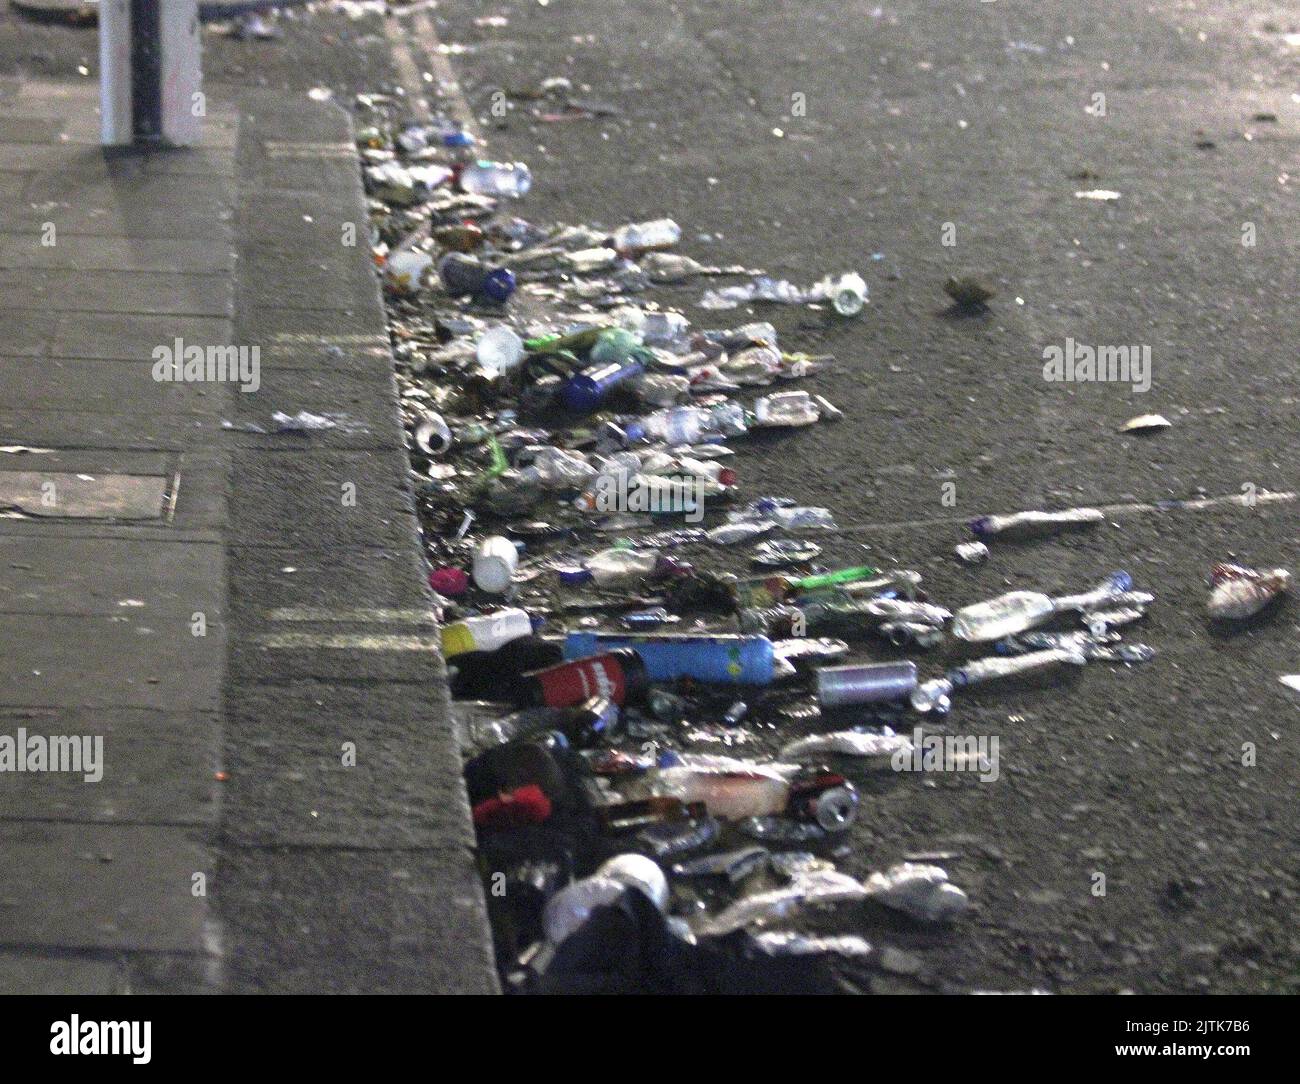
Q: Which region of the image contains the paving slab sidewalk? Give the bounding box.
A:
[0,77,495,993]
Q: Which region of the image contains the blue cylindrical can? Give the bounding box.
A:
[558,359,646,413]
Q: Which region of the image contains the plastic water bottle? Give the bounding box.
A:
[611,218,681,253]
[639,406,705,445]
[635,373,691,407]
[910,647,1087,714]
[754,391,820,428]
[460,160,532,198]
[950,590,1056,642]
[584,547,659,585]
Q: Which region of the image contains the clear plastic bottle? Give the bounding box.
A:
[910,647,1087,714]
[611,218,681,253]
[522,447,597,489]
[565,247,619,273]
[950,590,1056,642]
[460,160,533,198]
[585,546,659,585]
[706,401,750,437]
[641,311,691,346]
[635,373,691,407]
[639,406,705,445]
[754,390,820,428]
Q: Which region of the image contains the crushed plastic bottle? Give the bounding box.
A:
[522,446,597,489]
[864,863,969,923]
[911,647,1087,715]
[749,931,875,958]
[699,276,816,311]
[671,846,769,883]
[583,546,660,586]
[779,728,914,763]
[694,868,869,937]
[640,311,691,345]
[997,629,1155,664]
[610,218,681,253]
[968,506,1105,540]
[706,521,774,546]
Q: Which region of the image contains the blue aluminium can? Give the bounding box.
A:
[558,359,646,413]
[563,631,774,685]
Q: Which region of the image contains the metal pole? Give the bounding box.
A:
[100,0,202,147]
[100,0,133,144]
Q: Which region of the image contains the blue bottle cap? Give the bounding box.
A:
[481,267,516,303]
[558,374,601,413]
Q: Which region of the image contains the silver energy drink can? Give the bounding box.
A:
[816,661,918,707]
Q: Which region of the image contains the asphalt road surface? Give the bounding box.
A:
[4,0,1294,993]
[416,0,1300,993]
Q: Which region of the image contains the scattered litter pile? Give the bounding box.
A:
[346,96,1289,993]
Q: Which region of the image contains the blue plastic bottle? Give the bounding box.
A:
[558,359,645,413]
[438,253,516,303]
[563,631,774,685]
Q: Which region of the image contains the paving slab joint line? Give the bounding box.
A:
[220,88,498,994]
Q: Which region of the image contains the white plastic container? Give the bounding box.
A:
[472,536,519,594]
